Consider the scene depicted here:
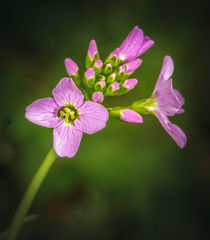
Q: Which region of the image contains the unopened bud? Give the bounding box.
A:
[94,80,106,91]
[103,63,113,75]
[86,40,99,68]
[122,59,142,75]
[105,48,119,67]
[105,82,119,96]
[92,91,104,103]
[120,109,143,123]
[93,59,103,74]
[107,73,117,84]
[123,79,138,90]
[97,74,106,82]
[84,67,96,88]
[109,107,143,124]
[64,58,81,85]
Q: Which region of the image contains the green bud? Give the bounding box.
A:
[107,73,117,84]
[103,63,113,75]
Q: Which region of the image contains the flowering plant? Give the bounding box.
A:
[6,26,186,240]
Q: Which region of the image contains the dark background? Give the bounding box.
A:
[1,0,210,239]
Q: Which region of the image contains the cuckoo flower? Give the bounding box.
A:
[149,56,186,148]
[118,26,154,62]
[25,78,109,158]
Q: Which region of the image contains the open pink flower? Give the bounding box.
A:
[118,26,154,62]
[152,56,187,148]
[25,78,109,158]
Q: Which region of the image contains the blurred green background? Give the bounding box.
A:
[1,0,210,239]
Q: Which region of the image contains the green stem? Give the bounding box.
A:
[6,148,57,240]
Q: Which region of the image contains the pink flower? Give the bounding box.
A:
[120,109,143,123]
[118,26,154,62]
[25,78,109,158]
[152,56,187,148]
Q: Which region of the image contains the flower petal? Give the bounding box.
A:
[155,111,187,148]
[25,97,62,128]
[119,26,143,62]
[120,109,143,123]
[74,101,109,134]
[137,36,155,56]
[155,79,185,116]
[173,89,185,105]
[52,78,84,108]
[155,56,174,90]
[53,123,83,158]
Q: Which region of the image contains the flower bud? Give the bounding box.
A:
[105,82,119,96]
[92,91,104,103]
[84,67,96,88]
[117,59,142,78]
[97,74,106,82]
[105,48,119,67]
[94,80,106,91]
[120,109,143,123]
[64,58,81,85]
[116,79,138,96]
[93,59,103,75]
[103,63,113,75]
[109,107,143,123]
[86,40,99,68]
[123,79,138,90]
[107,73,117,84]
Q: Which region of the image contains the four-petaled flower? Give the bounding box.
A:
[152,56,187,148]
[25,78,109,158]
[111,26,154,63]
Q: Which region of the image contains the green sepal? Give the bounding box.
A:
[85,54,99,69]
[103,63,113,75]
[83,76,95,89]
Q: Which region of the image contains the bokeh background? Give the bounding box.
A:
[1,0,210,239]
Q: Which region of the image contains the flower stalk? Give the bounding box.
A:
[6,148,57,240]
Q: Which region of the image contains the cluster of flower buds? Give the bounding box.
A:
[64,26,154,103]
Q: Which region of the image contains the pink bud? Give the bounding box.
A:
[123,79,138,90]
[94,59,103,69]
[98,80,106,89]
[111,82,120,92]
[92,91,104,103]
[64,58,79,76]
[88,40,99,60]
[120,109,143,123]
[84,67,95,80]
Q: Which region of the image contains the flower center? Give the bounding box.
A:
[57,105,79,124]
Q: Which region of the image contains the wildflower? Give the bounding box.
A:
[133,56,187,148]
[25,78,109,157]
[118,26,154,62]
